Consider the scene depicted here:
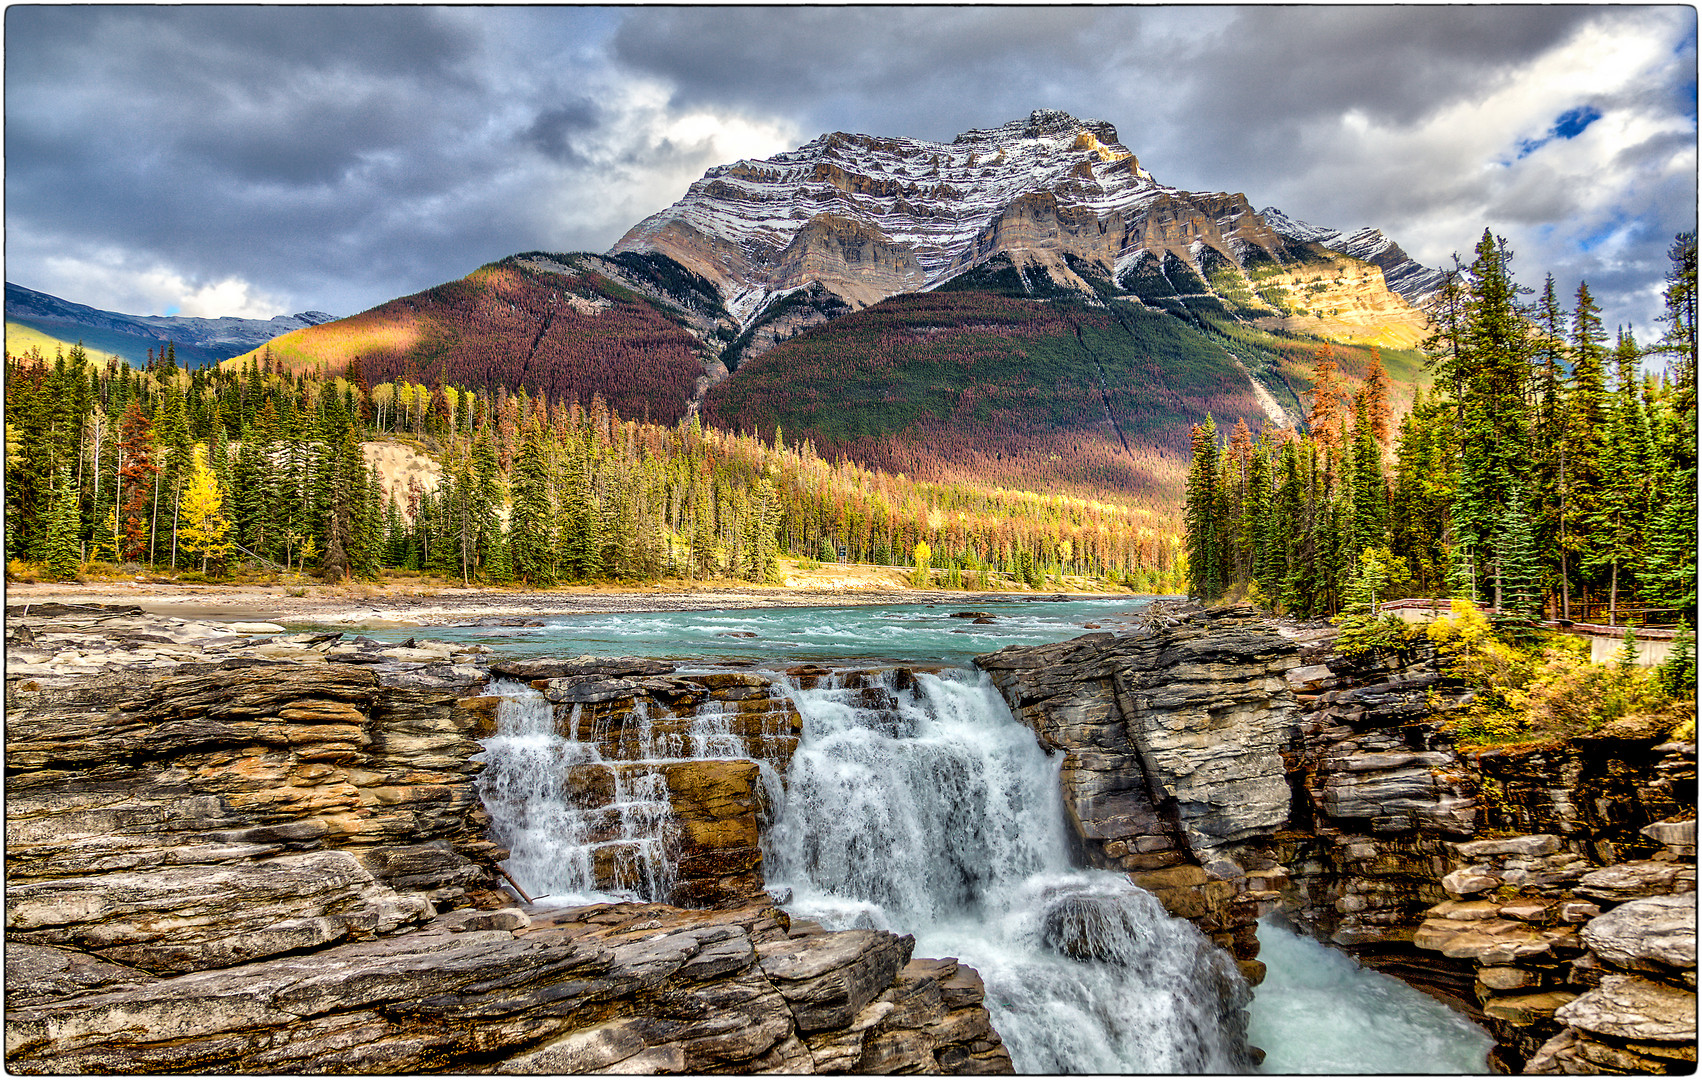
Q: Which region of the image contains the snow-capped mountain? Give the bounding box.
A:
[1258,208,1447,305]
[613,109,1438,332]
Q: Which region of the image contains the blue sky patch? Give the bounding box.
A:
[1517,104,1604,158]
[1552,105,1603,140]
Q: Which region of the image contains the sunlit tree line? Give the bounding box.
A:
[6,341,1184,590]
[1184,230,1697,631]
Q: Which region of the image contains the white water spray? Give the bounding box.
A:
[767,669,1254,1072]
[477,680,677,903]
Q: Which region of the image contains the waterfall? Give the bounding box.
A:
[477,679,677,904]
[767,669,1254,1072]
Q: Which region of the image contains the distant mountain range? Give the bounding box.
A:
[614,108,1442,340]
[4,282,336,368]
[17,110,1445,508]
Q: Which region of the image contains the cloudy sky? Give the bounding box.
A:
[6,6,1696,336]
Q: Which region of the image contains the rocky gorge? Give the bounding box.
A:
[978,604,1696,1073]
[4,600,1694,1073]
[3,604,1009,1074]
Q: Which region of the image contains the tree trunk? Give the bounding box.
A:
[1610,556,1619,627]
[150,469,161,566]
[170,483,181,570]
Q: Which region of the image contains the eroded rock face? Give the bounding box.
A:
[5,900,1012,1075]
[977,604,1298,973]
[6,656,502,979]
[4,616,1012,1075]
[977,603,1696,1071]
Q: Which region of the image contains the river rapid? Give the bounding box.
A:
[390,597,1492,1073]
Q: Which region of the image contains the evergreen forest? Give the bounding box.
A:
[5,341,1183,591]
[1183,230,1696,631]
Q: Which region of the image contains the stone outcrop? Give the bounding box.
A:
[6,899,1011,1074]
[977,604,1300,979]
[976,603,1697,1072]
[6,609,1011,1074]
[6,627,505,979]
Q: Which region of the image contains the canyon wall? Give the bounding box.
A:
[977,604,1696,1072]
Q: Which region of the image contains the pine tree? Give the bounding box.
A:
[1183,416,1223,600]
[44,466,82,581]
[1359,347,1393,447]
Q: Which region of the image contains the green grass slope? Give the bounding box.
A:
[4,317,225,368]
[702,287,1274,514]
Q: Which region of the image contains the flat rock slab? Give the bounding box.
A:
[1582,892,1697,974]
[1554,973,1697,1043]
[1575,860,1695,903]
[5,900,1000,1075]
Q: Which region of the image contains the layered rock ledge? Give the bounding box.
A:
[976,603,1696,1072]
[4,604,1010,1074]
[7,900,1010,1074]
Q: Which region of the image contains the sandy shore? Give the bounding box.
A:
[3,579,1131,629]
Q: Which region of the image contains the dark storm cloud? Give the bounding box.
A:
[609,6,1597,157]
[523,99,606,164]
[610,6,1141,141]
[4,6,621,315]
[3,5,1693,335]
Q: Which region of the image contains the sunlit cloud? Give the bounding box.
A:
[3,6,1693,333]
[31,247,291,319]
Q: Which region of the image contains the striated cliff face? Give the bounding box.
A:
[1258,206,1448,305]
[614,109,1432,333]
[976,605,1696,1072]
[976,606,1300,982]
[3,607,1012,1075]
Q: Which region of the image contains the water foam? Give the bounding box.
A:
[767,669,1253,1071]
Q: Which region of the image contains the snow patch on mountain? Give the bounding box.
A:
[1258,207,1446,305]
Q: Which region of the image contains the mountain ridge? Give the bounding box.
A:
[4,281,337,367]
[612,109,1436,352]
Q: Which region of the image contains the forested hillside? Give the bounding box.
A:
[230,255,720,428]
[705,273,1424,514]
[5,342,1182,590]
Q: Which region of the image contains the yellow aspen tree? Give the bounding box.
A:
[178,446,233,574]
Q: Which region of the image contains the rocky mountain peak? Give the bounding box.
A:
[612,111,1436,338]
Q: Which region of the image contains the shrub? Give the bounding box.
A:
[1430,600,1686,746]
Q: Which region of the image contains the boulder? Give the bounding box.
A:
[1552,973,1696,1044]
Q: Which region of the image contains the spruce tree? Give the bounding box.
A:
[1183,417,1223,600]
[1349,396,1388,559]
[1560,280,1611,616]
[510,423,557,585]
[44,466,82,581]
[1493,486,1542,634]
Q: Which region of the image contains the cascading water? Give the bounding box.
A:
[765,668,1254,1072]
[477,679,677,903]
